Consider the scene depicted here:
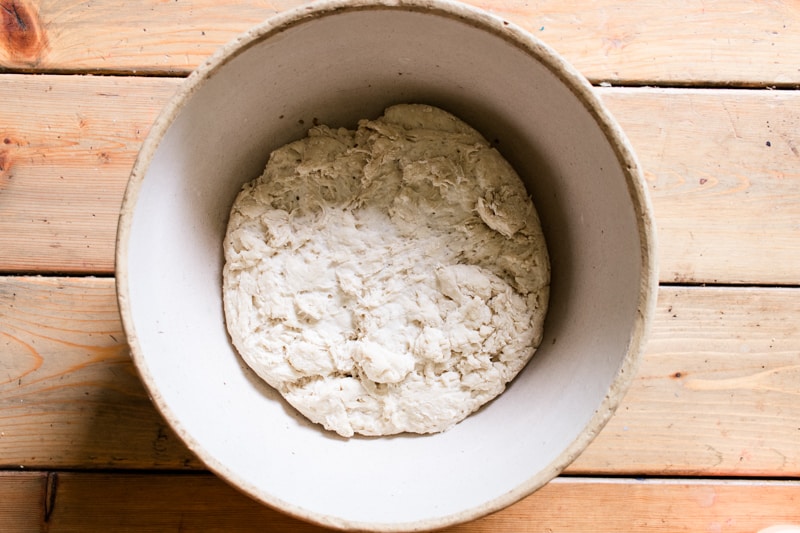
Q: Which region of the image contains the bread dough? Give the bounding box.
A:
[223,104,549,437]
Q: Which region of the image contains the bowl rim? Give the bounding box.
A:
[115,0,659,530]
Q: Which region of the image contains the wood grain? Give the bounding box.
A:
[0,1,797,531]
[0,471,44,533]
[0,0,49,66]
[2,75,799,283]
[572,287,800,476]
[0,472,796,532]
[1,276,798,476]
[0,74,180,274]
[601,87,800,284]
[0,0,798,86]
[0,276,200,469]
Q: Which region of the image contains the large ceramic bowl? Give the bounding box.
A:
[116,1,658,530]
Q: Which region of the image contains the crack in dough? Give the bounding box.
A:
[223,104,549,437]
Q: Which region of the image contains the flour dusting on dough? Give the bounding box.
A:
[223,104,549,437]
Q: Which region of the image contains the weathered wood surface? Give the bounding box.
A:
[2,75,799,283]
[1,1,799,530]
[0,472,43,533]
[1,0,799,87]
[0,276,199,470]
[572,286,800,477]
[601,87,800,285]
[2,276,798,476]
[2,472,798,532]
[0,74,180,274]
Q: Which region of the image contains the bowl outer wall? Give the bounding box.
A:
[115,0,658,530]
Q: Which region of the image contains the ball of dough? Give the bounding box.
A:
[223,104,549,437]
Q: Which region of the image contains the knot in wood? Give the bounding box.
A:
[1,0,49,65]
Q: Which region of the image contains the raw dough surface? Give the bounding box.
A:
[223,104,549,437]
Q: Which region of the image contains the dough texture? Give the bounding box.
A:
[223,104,549,437]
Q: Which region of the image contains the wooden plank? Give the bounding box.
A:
[0,276,201,469]
[478,0,800,88]
[1,276,799,476]
[601,88,800,285]
[0,471,45,533]
[572,287,800,476]
[1,0,799,86]
[2,75,799,283]
[0,0,298,74]
[0,74,181,274]
[0,472,791,532]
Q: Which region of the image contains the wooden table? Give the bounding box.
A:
[2,1,799,531]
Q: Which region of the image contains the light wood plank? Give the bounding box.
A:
[0,74,181,274]
[0,276,200,469]
[1,0,799,86]
[572,287,800,476]
[0,0,297,74]
[601,88,800,285]
[1,276,798,476]
[476,0,800,87]
[2,75,799,283]
[0,472,792,532]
